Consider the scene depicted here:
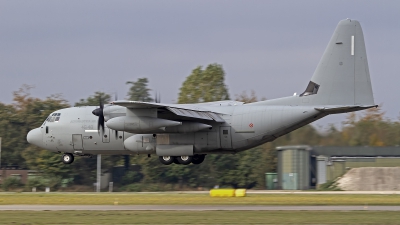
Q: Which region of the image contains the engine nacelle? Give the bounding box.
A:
[124,134,156,154]
[106,116,182,133]
[103,105,126,122]
[164,122,212,133]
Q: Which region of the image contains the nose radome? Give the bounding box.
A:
[27,128,42,147]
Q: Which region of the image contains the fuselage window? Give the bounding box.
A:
[46,126,49,134]
[223,130,228,135]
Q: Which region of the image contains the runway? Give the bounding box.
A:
[1,205,400,211]
[3,191,400,195]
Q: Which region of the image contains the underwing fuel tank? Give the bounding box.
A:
[106,116,181,133]
[124,134,156,154]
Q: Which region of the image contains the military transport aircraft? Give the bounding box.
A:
[27,19,376,165]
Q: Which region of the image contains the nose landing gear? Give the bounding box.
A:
[62,153,74,164]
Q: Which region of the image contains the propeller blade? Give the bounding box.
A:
[92,96,105,135]
[98,115,104,134]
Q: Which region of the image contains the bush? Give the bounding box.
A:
[317,179,342,191]
[120,183,142,192]
[118,183,177,192]
[121,171,143,185]
[28,176,63,191]
[2,177,23,191]
[44,176,63,190]
[26,176,46,190]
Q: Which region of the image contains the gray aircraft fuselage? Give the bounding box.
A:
[28,103,323,156]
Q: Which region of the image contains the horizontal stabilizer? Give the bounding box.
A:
[315,105,377,114]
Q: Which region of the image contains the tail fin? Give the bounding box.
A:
[301,19,374,106]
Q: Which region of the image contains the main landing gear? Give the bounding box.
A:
[159,154,206,165]
[62,153,74,164]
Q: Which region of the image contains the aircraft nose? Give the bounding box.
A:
[27,128,43,147]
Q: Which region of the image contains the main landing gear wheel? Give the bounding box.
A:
[62,153,74,164]
[159,156,174,165]
[176,156,192,165]
[192,154,206,164]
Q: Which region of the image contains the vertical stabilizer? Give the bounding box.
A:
[304,19,374,106]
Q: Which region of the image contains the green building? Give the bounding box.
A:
[276,146,315,190]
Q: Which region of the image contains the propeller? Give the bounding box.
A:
[92,97,104,134]
[114,92,118,139]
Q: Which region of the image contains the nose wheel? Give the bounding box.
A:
[62,153,74,164]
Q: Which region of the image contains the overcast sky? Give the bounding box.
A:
[1,0,399,130]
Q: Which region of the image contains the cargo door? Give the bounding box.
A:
[219,126,232,149]
[72,134,84,150]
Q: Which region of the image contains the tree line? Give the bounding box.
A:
[1,64,399,191]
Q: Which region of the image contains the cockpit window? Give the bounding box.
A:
[46,113,62,123]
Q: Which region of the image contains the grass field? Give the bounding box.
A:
[1,193,400,205]
[1,211,400,224]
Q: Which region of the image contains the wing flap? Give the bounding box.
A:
[112,100,225,122]
[166,107,224,122]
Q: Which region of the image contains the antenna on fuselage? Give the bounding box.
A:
[154,92,161,103]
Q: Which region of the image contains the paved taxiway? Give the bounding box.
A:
[1,205,400,211]
[2,191,400,195]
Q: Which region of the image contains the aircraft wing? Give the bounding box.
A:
[111,100,225,122]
